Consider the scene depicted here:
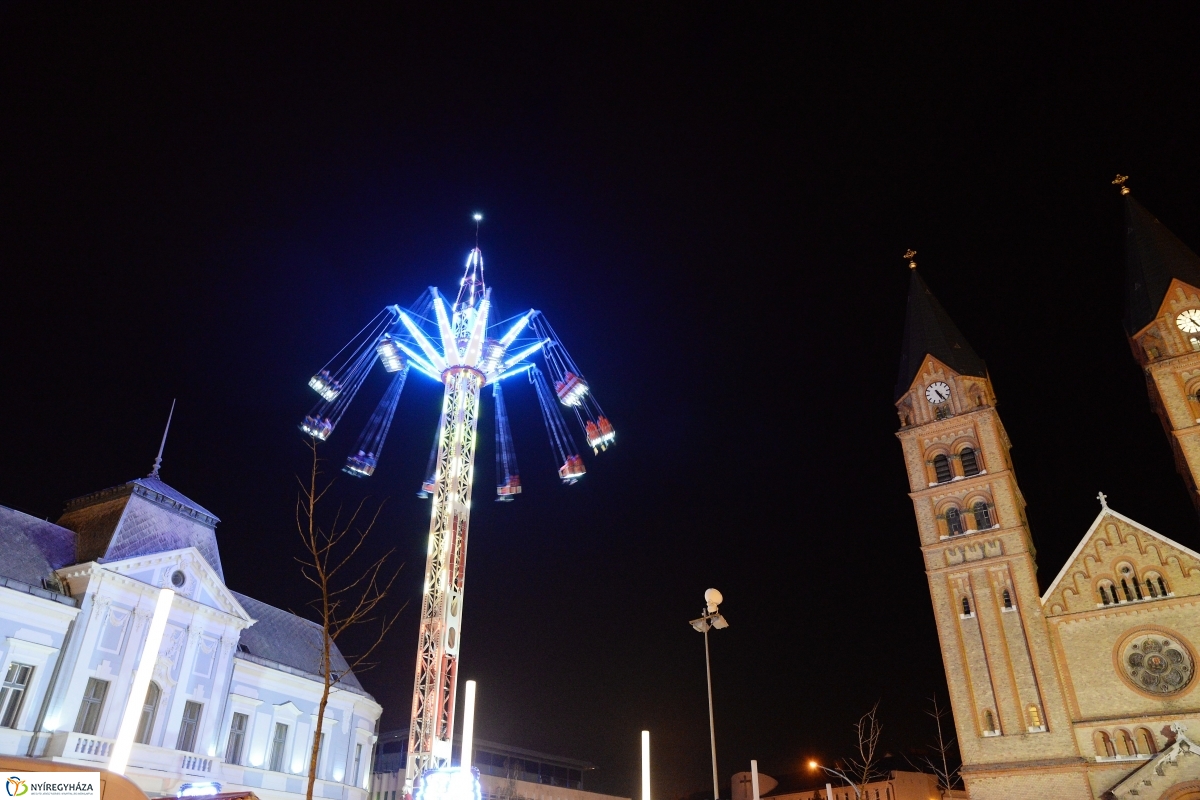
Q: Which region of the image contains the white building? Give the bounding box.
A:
[0,473,381,800]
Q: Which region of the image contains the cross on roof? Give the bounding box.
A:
[1098,491,1108,509]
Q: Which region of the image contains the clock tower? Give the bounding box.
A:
[894,257,1088,799]
[1120,178,1200,516]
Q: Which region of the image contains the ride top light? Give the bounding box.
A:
[416,768,481,800]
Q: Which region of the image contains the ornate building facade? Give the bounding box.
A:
[0,470,381,800]
[895,189,1200,800]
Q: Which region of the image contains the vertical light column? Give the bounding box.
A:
[641,731,650,800]
[109,588,174,774]
[750,761,759,800]
[460,680,477,770]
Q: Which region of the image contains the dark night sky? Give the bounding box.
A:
[5,4,1200,798]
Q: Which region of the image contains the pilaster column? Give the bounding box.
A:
[162,623,204,749]
[199,636,237,758]
[100,606,151,739]
[49,592,111,733]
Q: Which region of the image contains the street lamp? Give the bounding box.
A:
[690,588,729,800]
[808,760,860,800]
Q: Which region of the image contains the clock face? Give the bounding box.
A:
[925,381,951,405]
[1177,309,1200,333]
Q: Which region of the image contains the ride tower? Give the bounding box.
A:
[298,219,615,793]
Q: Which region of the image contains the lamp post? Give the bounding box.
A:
[690,588,729,800]
[808,761,859,800]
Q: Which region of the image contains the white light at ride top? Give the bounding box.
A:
[473,213,483,222]
[110,587,175,774]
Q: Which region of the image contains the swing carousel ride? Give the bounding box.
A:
[299,216,614,788]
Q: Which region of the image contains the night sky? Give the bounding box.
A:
[5,5,1200,798]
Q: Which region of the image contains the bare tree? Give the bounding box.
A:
[845,702,884,798]
[916,694,960,798]
[297,440,405,800]
[495,758,530,800]
[820,703,885,799]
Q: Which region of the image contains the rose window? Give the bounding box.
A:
[1121,633,1194,695]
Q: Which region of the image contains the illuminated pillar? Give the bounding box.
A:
[641,731,650,800]
[109,588,174,774]
[750,761,759,800]
[460,680,477,770]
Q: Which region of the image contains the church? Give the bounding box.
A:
[895,183,1200,800]
[0,455,381,799]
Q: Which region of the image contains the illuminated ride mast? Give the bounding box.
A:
[299,222,614,790]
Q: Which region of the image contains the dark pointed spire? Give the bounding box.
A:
[149,399,175,479]
[896,259,987,400]
[1121,180,1200,335]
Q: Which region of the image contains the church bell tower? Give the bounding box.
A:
[1118,176,1200,516]
[894,254,1086,798]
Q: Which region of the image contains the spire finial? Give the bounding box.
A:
[1113,174,1130,195]
[1098,491,1108,510]
[473,212,483,247]
[149,399,176,479]
[904,249,918,269]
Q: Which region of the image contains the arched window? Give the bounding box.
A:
[960,447,980,476]
[933,454,952,483]
[962,596,972,616]
[1095,731,1116,758]
[1146,577,1158,598]
[1118,730,1136,757]
[136,682,160,745]
[983,710,995,732]
[1121,578,1133,602]
[1159,576,1170,596]
[946,507,964,536]
[1027,705,1042,728]
[1002,588,1013,609]
[1136,728,1157,755]
[972,501,992,529]
[1099,584,1112,605]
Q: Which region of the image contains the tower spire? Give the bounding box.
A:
[149,399,175,479]
[896,264,987,400]
[1121,181,1200,335]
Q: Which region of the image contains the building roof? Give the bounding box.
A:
[58,476,224,580]
[896,269,987,399]
[1123,193,1200,335]
[231,591,367,694]
[63,477,219,523]
[0,505,76,585]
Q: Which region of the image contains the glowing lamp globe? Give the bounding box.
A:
[704,588,723,611]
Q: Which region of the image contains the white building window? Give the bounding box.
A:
[136,682,161,745]
[74,678,109,735]
[270,722,290,772]
[176,701,203,752]
[0,664,33,728]
[353,743,363,786]
[226,713,248,765]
